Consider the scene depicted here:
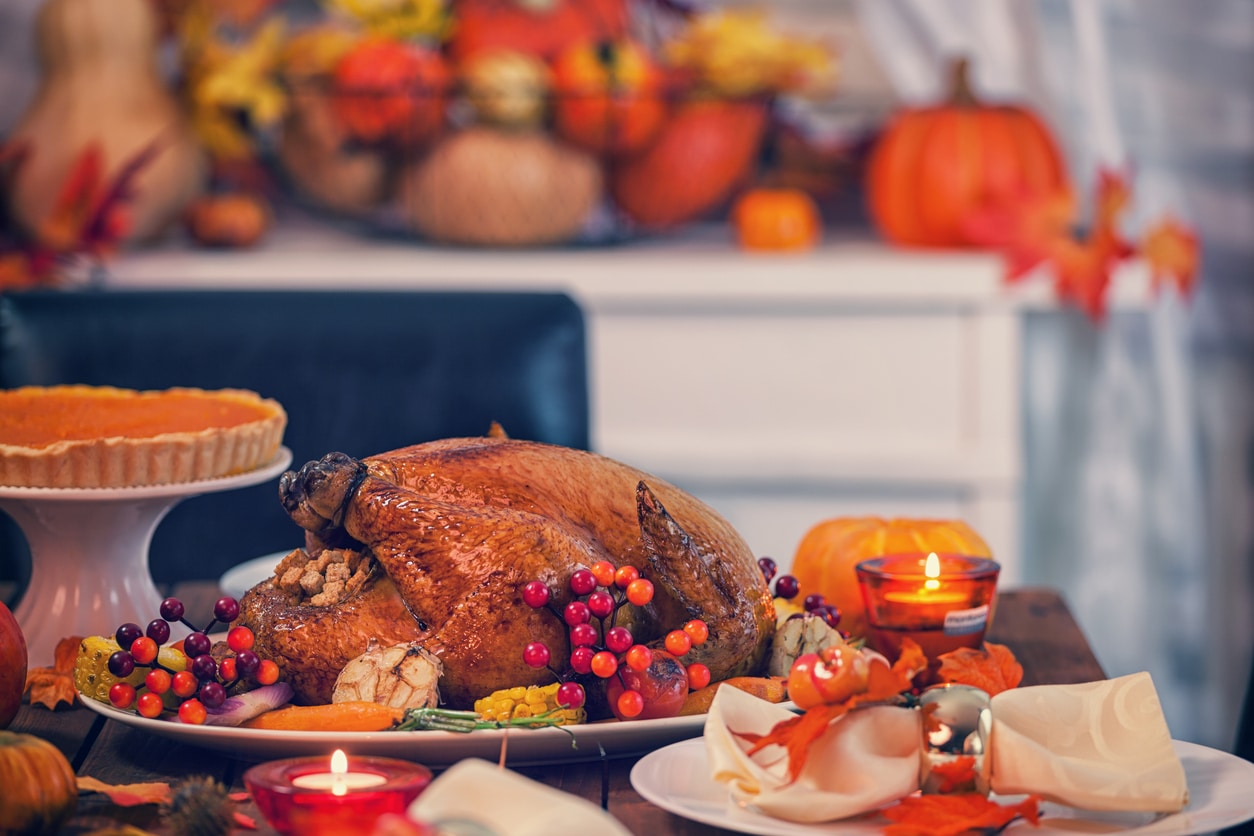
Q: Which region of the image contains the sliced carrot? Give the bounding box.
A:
[241,701,406,732]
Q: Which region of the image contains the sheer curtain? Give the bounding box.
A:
[857,0,1254,749]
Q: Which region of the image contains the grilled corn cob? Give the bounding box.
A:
[473,683,585,726]
[74,635,187,703]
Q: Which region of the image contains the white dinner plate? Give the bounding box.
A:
[219,551,291,599]
[79,692,708,768]
[630,738,1254,835]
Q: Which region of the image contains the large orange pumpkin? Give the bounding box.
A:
[865,58,1069,247]
[791,516,992,641]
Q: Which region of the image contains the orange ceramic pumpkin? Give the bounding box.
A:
[732,187,821,251]
[865,58,1069,247]
[550,37,667,157]
[791,516,992,641]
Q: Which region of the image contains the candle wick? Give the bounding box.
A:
[332,774,347,797]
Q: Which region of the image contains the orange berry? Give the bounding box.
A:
[130,636,158,665]
[218,657,238,683]
[172,670,199,698]
[178,698,207,725]
[683,619,709,645]
[590,560,616,587]
[136,691,164,719]
[590,650,619,678]
[256,659,280,685]
[625,644,652,672]
[686,662,711,690]
[614,565,640,589]
[145,668,172,695]
[626,578,653,606]
[616,689,645,718]
[664,629,692,656]
[109,682,136,709]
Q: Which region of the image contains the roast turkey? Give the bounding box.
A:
[239,437,775,709]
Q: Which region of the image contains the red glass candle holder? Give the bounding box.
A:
[856,552,1000,674]
[244,753,433,836]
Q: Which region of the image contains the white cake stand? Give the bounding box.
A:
[0,447,293,666]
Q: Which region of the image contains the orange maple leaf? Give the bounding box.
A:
[734,639,928,783]
[23,635,83,710]
[881,792,1040,836]
[927,755,978,794]
[1142,216,1200,298]
[78,775,172,806]
[962,187,1075,283]
[936,642,1023,697]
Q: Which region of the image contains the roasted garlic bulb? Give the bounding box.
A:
[332,641,442,710]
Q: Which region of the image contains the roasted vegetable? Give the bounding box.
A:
[332,641,442,710]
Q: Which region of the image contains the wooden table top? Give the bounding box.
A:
[6,583,1104,835]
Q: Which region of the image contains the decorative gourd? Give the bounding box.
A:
[0,731,78,835]
[448,0,630,63]
[731,187,822,251]
[398,127,603,246]
[865,58,1069,248]
[550,38,667,157]
[0,601,25,729]
[6,0,207,245]
[791,516,992,641]
[610,98,768,230]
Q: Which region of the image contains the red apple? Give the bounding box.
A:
[605,649,689,721]
[0,601,27,728]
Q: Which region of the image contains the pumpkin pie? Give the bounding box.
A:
[0,385,287,488]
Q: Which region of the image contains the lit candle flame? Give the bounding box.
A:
[924,552,941,591]
[330,749,348,796]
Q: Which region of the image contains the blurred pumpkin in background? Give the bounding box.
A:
[791,516,992,641]
[866,58,1069,248]
[448,0,630,62]
[331,37,451,149]
[731,187,821,251]
[551,37,668,157]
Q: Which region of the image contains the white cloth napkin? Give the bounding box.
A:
[985,671,1189,813]
[407,758,632,836]
[705,670,1189,824]
[705,685,923,823]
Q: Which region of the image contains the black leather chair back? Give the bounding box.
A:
[0,287,589,585]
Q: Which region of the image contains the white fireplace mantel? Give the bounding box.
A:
[104,216,1153,584]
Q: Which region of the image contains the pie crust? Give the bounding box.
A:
[0,385,287,488]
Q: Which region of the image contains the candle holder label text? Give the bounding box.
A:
[942,605,989,637]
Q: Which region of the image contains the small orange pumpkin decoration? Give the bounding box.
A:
[732,187,821,251]
[865,58,1069,248]
[791,516,992,641]
[0,731,78,834]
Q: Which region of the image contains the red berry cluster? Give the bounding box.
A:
[106,596,279,724]
[521,560,711,719]
[758,556,842,629]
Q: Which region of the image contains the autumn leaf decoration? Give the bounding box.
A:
[935,641,1024,697]
[963,168,1200,321]
[23,635,83,710]
[0,138,161,289]
[880,792,1041,836]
